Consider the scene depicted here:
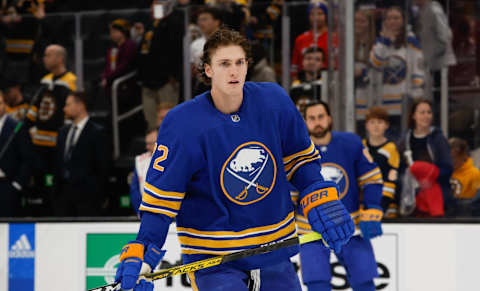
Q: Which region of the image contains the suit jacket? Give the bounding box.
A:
[0,116,34,189]
[55,119,109,199]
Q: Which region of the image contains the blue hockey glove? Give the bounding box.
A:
[115,241,165,291]
[358,207,383,240]
[300,181,355,253]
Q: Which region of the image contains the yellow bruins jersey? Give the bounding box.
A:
[26,71,77,147]
[451,158,480,199]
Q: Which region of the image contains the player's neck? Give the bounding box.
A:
[311,131,331,146]
[51,65,66,77]
[210,87,243,114]
[368,135,387,147]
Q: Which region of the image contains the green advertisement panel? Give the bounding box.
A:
[86,233,136,289]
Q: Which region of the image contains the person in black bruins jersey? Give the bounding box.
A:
[25,44,77,215]
[363,106,400,218]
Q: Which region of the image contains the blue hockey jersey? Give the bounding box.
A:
[140,82,322,269]
[292,131,383,234]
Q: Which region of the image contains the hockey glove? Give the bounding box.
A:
[115,240,165,291]
[359,207,383,240]
[300,181,355,254]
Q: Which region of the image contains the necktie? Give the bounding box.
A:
[64,125,77,161]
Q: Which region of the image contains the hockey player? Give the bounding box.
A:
[114,28,354,291]
[293,101,384,291]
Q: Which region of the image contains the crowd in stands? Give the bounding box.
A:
[0,0,479,218]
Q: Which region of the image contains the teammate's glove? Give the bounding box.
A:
[115,240,165,291]
[359,207,383,240]
[300,181,355,253]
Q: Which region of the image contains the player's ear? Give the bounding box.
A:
[205,63,213,78]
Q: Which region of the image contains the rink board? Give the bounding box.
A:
[0,222,479,291]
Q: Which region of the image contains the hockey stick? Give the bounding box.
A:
[87,232,323,291]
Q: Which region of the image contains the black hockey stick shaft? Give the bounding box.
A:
[87,232,323,291]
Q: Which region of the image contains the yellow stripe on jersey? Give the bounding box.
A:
[138,205,177,218]
[283,142,316,165]
[284,149,319,172]
[178,220,296,249]
[142,192,182,210]
[144,182,185,199]
[286,156,320,180]
[177,212,294,238]
[358,167,383,187]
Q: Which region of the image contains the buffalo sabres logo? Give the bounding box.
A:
[384,55,406,85]
[321,163,349,199]
[220,142,277,205]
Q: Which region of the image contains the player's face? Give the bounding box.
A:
[305,104,332,138]
[413,102,433,130]
[205,45,248,98]
[365,118,388,138]
[302,52,323,74]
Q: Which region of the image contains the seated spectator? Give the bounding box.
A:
[363,106,400,218]
[3,80,29,120]
[291,1,335,78]
[398,98,452,217]
[101,19,137,95]
[54,91,108,216]
[370,6,425,136]
[130,128,158,216]
[0,91,34,217]
[290,47,324,103]
[449,137,480,216]
[247,41,276,83]
[295,95,313,119]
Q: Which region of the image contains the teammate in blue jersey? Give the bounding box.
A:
[292,101,384,291]
[113,28,354,291]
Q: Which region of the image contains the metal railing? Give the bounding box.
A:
[111,71,142,160]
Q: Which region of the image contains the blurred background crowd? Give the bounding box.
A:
[0,0,479,219]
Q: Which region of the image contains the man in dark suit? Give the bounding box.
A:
[54,91,109,216]
[0,92,34,217]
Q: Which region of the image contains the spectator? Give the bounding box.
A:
[247,41,276,83]
[291,1,334,78]
[0,92,34,217]
[54,91,108,216]
[3,80,29,120]
[398,98,453,217]
[414,0,456,100]
[191,6,223,95]
[0,0,45,85]
[130,128,158,216]
[449,137,480,216]
[354,9,377,123]
[290,47,324,103]
[25,44,77,216]
[137,0,186,131]
[191,7,222,68]
[207,0,249,33]
[156,102,175,128]
[370,6,425,136]
[101,19,137,94]
[363,106,400,218]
